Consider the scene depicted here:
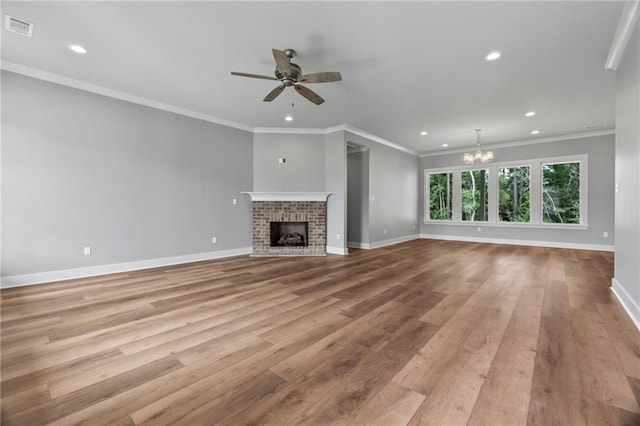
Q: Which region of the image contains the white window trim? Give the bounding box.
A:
[425,169,455,221]
[424,154,588,229]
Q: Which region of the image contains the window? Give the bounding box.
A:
[428,172,453,220]
[461,169,488,221]
[498,166,530,223]
[542,162,580,224]
[424,155,587,228]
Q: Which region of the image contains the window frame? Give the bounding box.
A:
[496,164,532,224]
[461,167,490,223]
[424,154,588,229]
[425,169,454,221]
[540,159,585,225]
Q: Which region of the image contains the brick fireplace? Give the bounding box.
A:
[243,193,331,256]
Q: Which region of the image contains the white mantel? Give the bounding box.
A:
[242,192,332,202]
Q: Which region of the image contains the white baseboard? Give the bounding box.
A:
[347,241,369,249]
[348,234,420,250]
[0,247,253,288]
[370,234,420,249]
[611,278,640,332]
[326,246,348,255]
[419,234,614,252]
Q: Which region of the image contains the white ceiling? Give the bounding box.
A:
[0,1,624,154]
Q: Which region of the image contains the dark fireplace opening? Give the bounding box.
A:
[270,221,309,247]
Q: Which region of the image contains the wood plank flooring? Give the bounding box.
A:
[1,239,639,425]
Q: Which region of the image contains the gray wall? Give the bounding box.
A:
[253,133,325,192]
[614,21,640,325]
[325,131,347,252]
[345,132,420,245]
[1,71,253,278]
[253,130,419,250]
[347,149,370,244]
[420,134,615,247]
[252,131,346,252]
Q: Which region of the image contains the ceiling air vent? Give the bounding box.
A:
[5,15,34,37]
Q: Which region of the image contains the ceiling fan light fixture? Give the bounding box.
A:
[525,111,536,117]
[285,115,293,122]
[230,48,342,106]
[463,129,493,164]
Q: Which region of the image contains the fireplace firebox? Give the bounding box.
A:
[270,222,309,247]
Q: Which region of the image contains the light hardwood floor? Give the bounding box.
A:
[1,239,639,425]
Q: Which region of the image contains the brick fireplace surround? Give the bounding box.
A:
[243,193,331,257]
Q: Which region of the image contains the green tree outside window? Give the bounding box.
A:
[462,169,488,221]
[542,162,580,223]
[429,172,453,220]
[498,166,530,222]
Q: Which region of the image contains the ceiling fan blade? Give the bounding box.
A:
[231,72,278,81]
[295,84,325,105]
[301,72,342,83]
[272,49,292,76]
[263,85,286,102]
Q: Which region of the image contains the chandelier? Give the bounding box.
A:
[464,129,493,164]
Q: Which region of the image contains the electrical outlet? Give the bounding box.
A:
[336,234,341,240]
[477,227,482,232]
[232,198,237,205]
[383,228,387,234]
[83,247,91,256]
[211,237,217,244]
[603,232,608,238]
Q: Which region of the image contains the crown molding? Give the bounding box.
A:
[3,61,610,159]
[2,61,418,156]
[341,124,419,156]
[605,0,639,70]
[1,61,254,132]
[253,127,327,134]
[254,124,419,156]
[419,129,615,157]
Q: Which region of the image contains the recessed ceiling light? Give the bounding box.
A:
[486,51,501,61]
[442,144,449,147]
[420,131,428,136]
[68,44,87,54]
[285,115,293,122]
[531,130,540,135]
[525,111,536,117]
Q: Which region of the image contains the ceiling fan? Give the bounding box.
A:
[231,48,342,105]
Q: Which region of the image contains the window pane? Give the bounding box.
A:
[498,166,530,222]
[461,169,488,221]
[542,162,580,224]
[429,172,453,220]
